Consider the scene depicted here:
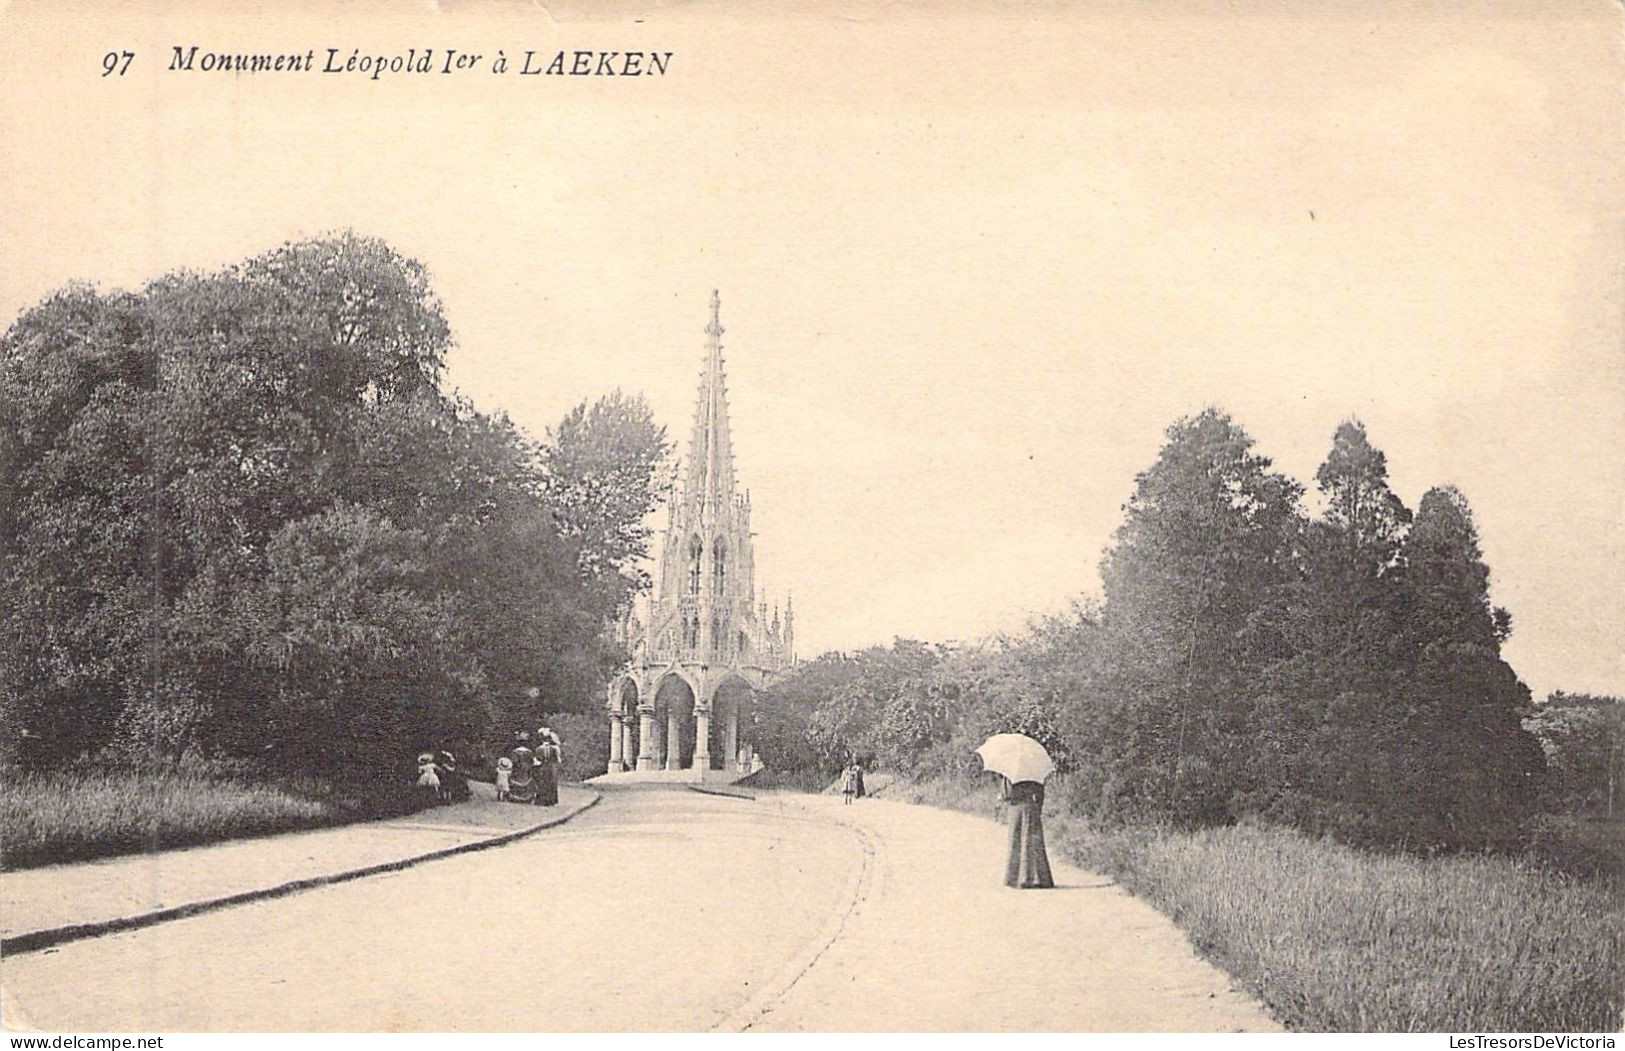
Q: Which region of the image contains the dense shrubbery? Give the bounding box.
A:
[760,411,1551,854]
[1525,691,1623,818]
[548,710,611,784]
[0,234,668,785]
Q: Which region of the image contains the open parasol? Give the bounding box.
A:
[974,733,1055,785]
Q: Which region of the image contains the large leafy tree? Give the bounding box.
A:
[800,640,943,770]
[515,391,673,724]
[240,505,473,772]
[1,233,669,778]
[1387,486,1545,846]
[541,390,671,602]
[0,287,157,762]
[753,652,864,774]
[1256,421,1415,840]
[1306,420,1412,660]
[755,640,957,777]
[1096,408,1304,824]
[924,643,1063,781]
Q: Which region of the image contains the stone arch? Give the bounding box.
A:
[708,674,756,772]
[614,676,639,716]
[652,672,698,771]
[608,676,641,772]
[652,669,699,701]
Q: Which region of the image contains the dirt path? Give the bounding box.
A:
[1,789,859,1031]
[2,788,1278,1032]
[747,794,1280,1032]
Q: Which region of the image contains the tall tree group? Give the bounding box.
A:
[0,234,669,779]
[761,410,1546,852]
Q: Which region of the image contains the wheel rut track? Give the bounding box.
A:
[710,800,881,1033]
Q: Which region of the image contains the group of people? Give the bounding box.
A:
[410,727,564,808]
[495,726,562,806]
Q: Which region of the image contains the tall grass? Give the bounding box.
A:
[1083,823,1624,1032]
[885,773,1625,1032]
[1,769,340,870]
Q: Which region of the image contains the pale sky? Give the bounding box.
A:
[2,1,1621,699]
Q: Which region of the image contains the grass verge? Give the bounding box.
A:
[0,768,415,871]
[883,773,1625,1032]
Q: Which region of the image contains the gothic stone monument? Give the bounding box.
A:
[600,292,795,782]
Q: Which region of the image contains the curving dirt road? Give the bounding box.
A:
[1,788,1277,1032]
[750,794,1278,1031]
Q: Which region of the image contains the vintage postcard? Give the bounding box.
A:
[1,0,1621,1037]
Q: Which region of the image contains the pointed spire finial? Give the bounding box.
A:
[680,290,737,521]
[706,289,723,341]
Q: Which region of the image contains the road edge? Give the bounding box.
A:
[686,784,756,801]
[0,789,602,957]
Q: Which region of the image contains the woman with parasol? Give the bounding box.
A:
[975,733,1055,889]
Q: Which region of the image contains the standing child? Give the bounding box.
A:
[415,752,441,802]
[495,756,513,801]
[841,763,857,805]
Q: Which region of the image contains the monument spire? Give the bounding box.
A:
[602,289,792,781]
[684,289,737,514]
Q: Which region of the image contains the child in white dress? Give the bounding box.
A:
[495,756,513,801]
[415,753,441,798]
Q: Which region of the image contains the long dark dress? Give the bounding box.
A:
[535,743,560,806]
[1002,778,1054,889]
[508,746,539,803]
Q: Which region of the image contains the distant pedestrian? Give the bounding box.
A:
[841,764,857,805]
[495,756,513,801]
[1000,777,1054,889]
